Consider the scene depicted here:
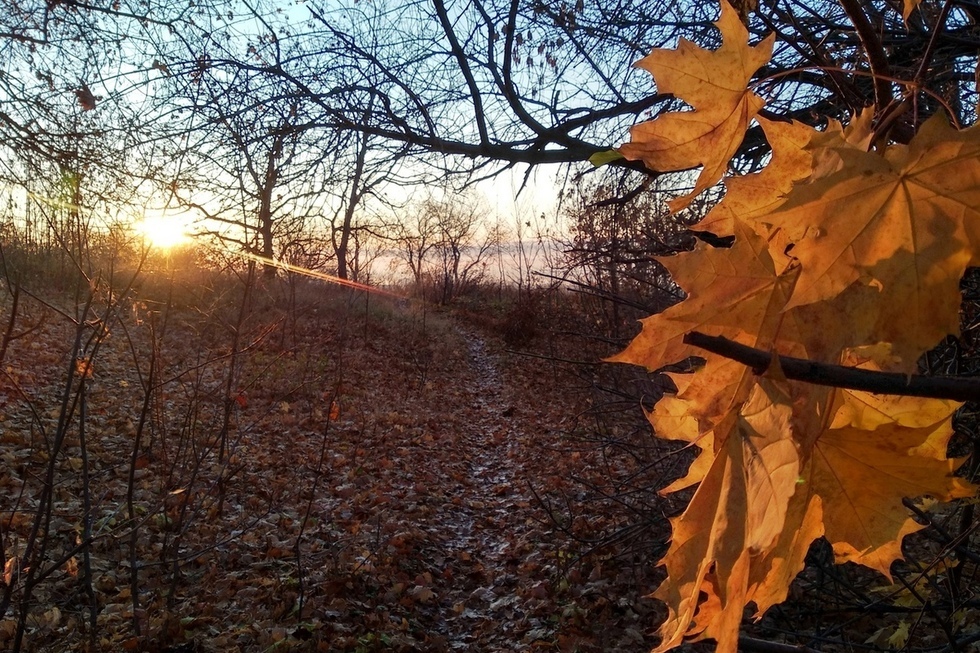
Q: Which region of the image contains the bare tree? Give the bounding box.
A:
[431,193,500,303]
[179,0,977,201]
[155,46,340,276]
[395,202,442,291]
[287,0,699,170]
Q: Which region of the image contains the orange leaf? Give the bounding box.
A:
[697,117,816,238]
[830,346,962,430]
[766,115,980,368]
[3,556,17,586]
[611,220,868,380]
[608,222,790,372]
[745,487,824,616]
[618,0,773,212]
[901,0,922,21]
[806,409,972,578]
[653,380,799,653]
[75,357,94,379]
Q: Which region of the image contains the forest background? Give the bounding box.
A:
[1,1,979,652]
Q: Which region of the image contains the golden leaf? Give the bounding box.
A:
[766,114,980,368]
[609,5,980,651]
[653,380,799,653]
[901,1,922,21]
[611,220,870,381]
[608,222,790,374]
[618,0,773,212]
[75,358,94,379]
[697,117,817,237]
[830,347,962,430]
[806,413,973,578]
[745,489,824,616]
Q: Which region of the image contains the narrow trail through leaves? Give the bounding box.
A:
[438,328,516,563]
[429,327,528,648]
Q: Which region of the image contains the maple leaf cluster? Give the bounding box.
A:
[611,1,978,651]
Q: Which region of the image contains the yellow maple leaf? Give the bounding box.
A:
[653,427,745,653]
[700,109,873,244]
[766,114,980,368]
[745,487,824,616]
[611,223,802,461]
[653,380,799,653]
[830,346,962,430]
[618,0,773,212]
[617,220,881,472]
[608,7,980,650]
[612,219,877,385]
[649,359,773,497]
[697,117,817,237]
[807,107,877,174]
[652,352,782,469]
[805,412,973,578]
[650,358,748,455]
[901,0,921,21]
[743,375,967,611]
[608,222,791,374]
[649,365,970,653]
[647,373,701,445]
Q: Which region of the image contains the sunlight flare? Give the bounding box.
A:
[137,214,190,250]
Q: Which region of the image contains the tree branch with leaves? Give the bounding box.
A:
[607,1,980,651]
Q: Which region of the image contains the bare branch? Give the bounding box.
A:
[683,331,980,402]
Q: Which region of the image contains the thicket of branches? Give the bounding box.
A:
[6,1,980,275]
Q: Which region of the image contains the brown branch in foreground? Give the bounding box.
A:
[683,332,980,402]
[839,0,893,111]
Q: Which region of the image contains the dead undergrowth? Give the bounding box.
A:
[0,266,671,653]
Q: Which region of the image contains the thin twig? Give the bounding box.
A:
[738,635,820,652]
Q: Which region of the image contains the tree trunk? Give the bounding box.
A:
[258,135,282,279]
[335,121,370,281]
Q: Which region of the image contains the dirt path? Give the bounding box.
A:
[423,327,540,651]
[375,321,656,653]
[438,329,513,552]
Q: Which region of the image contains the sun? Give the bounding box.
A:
[137,214,190,250]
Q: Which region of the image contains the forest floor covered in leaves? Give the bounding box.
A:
[0,273,681,653]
